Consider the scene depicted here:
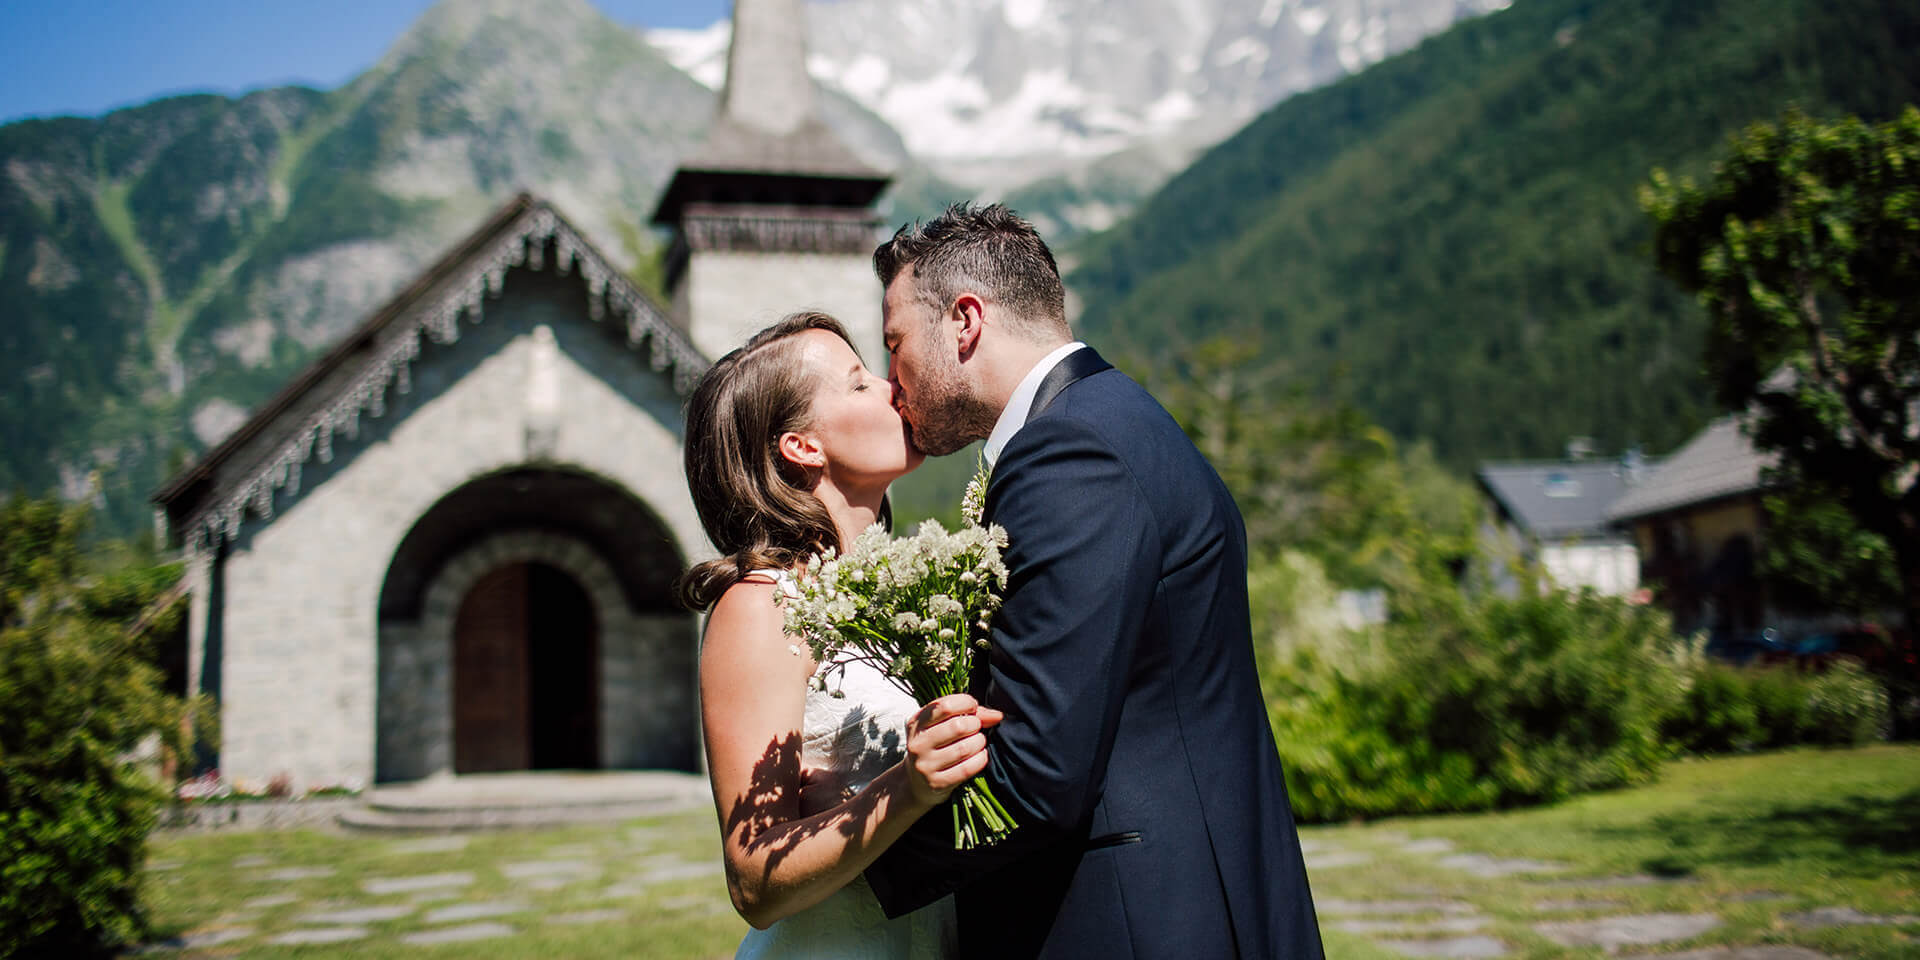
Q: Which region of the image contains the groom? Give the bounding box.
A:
[864,204,1324,958]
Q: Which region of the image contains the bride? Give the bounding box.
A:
[677,312,993,958]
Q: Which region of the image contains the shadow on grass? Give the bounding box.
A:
[1605,789,1920,879]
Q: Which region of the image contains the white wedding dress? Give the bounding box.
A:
[733,574,958,959]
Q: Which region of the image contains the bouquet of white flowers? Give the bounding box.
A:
[776,470,1019,849]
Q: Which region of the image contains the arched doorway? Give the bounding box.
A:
[375,466,698,783]
[452,562,599,772]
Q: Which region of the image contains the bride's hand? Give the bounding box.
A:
[902,694,1003,809]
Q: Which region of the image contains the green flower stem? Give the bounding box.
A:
[953,777,1018,850]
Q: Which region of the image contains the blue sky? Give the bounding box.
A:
[0,1,730,125]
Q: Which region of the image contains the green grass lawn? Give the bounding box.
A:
[139,746,1920,958]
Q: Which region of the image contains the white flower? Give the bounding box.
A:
[787,644,803,657]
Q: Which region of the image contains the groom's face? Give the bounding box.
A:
[881,268,993,457]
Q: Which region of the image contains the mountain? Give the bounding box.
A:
[0,0,907,537]
[1067,0,1920,468]
[650,0,1511,233]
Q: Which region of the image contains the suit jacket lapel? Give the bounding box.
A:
[1025,347,1113,425]
[970,347,1113,701]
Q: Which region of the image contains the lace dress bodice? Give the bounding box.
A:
[733,572,957,960]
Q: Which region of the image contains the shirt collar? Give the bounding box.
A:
[983,342,1087,469]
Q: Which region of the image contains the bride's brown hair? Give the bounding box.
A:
[676,312,889,611]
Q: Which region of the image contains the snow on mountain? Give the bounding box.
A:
[649,0,1511,181]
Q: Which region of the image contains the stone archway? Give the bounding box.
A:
[375,468,697,783]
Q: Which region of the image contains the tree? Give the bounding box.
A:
[0,496,195,956]
[1642,107,1920,634]
[1134,336,1480,593]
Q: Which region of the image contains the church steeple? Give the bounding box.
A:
[649,0,893,366]
[650,0,888,225]
[719,0,816,138]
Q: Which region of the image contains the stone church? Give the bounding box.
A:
[152,0,890,791]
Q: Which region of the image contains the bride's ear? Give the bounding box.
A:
[778,430,826,473]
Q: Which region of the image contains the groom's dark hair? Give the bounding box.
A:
[874,203,1070,341]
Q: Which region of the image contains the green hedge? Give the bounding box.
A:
[1259,560,1894,823]
[1265,586,1680,823]
[1664,659,1891,753]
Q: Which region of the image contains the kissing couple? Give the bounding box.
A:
[677,204,1324,959]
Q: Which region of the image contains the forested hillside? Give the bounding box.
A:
[1068,0,1920,466]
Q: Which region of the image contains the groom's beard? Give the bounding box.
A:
[902,356,996,457]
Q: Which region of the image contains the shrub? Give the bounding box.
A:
[1664,659,1891,753]
[1264,581,1681,822]
[0,497,192,957]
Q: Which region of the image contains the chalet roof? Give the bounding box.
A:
[1476,458,1650,540]
[1605,416,1775,523]
[152,193,708,552]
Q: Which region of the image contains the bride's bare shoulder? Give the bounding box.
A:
[703,576,788,653]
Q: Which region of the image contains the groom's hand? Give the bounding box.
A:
[903,694,1002,809]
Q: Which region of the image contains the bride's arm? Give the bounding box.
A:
[701,579,993,929]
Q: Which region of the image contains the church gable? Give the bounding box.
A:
[154,194,709,553]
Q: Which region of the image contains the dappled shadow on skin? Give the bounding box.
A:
[1605,789,1920,879]
[723,713,903,899]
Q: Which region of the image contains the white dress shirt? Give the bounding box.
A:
[982,341,1088,469]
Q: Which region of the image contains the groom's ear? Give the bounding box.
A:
[777,430,826,471]
[951,293,986,359]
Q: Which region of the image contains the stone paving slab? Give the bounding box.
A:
[148,859,184,872]
[1782,906,1920,928]
[240,893,300,909]
[386,836,471,855]
[362,871,475,895]
[1534,912,1721,949]
[423,900,531,924]
[233,855,273,868]
[1401,839,1455,855]
[1374,934,1508,957]
[1439,854,1570,877]
[1649,949,1832,960]
[1335,916,1487,935]
[268,927,369,945]
[265,866,336,881]
[1319,898,1476,916]
[400,922,516,945]
[640,860,725,884]
[295,905,415,925]
[1305,851,1375,869]
[519,875,581,891]
[547,909,628,925]
[410,890,465,903]
[500,859,598,879]
[1534,874,1688,888]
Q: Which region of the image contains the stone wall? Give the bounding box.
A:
[197,278,710,792]
[680,250,884,371]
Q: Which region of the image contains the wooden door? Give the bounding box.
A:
[453,564,531,773]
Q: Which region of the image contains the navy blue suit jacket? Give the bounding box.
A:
[866,351,1323,959]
